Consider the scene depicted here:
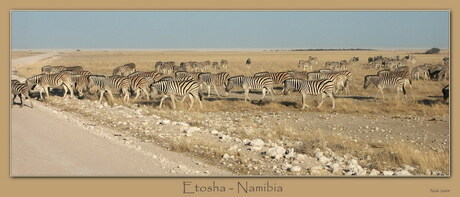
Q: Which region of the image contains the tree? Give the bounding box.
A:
[425,48,441,54]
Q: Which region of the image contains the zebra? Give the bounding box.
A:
[198,72,230,97]
[246,58,252,67]
[26,73,74,100]
[411,65,430,80]
[88,75,130,103]
[127,75,150,100]
[212,62,220,70]
[442,85,449,102]
[226,76,274,101]
[287,71,309,80]
[307,72,349,94]
[363,75,407,100]
[70,74,91,97]
[221,59,228,69]
[11,80,33,108]
[325,62,340,70]
[175,71,191,78]
[225,75,245,93]
[128,71,163,82]
[298,60,313,71]
[41,65,66,74]
[113,63,136,76]
[283,78,335,109]
[64,66,84,72]
[443,57,450,66]
[308,56,319,66]
[349,57,360,65]
[252,72,292,94]
[62,70,92,76]
[377,70,412,89]
[150,80,203,110]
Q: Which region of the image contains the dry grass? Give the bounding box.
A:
[12,50,450,175]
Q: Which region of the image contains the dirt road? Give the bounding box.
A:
[10,52,231,176]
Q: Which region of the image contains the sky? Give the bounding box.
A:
[11,11,449,50]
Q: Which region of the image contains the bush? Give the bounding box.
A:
[425,48,441,54]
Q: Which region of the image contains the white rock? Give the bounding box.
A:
[383,171,394,176]
[315,152,324,158]
[395,170,412,176]
[250,139,265,147]
[222,154,230,159]
[266,146,286,157]
[176,122,189,127]
[331,163,342,173]
[356,169,367,176]
[318,156,330,164]
[290,166,302,172]
[369,169,380,176]
[210,129,219,135]
[158,119,171,125]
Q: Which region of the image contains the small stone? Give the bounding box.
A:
[318,156,330,164]
[315,152,324,158]
[250,139,265,147]
[369,169,380,176]
[158,119,171,125]
[383,171,394,176]
[395,170,412,176]
[222,154,230,159]
[290,166,302,172]
[210,129,219,135]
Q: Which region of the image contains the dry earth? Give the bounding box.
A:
[11,50,450,176]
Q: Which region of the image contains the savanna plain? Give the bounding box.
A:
[13,50,449,176]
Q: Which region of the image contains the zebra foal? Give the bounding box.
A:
[283,78,335,109]
[363,75,407,100]
[150,80,203,110]
[11,80,33,108]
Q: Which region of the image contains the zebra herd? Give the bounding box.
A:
[11,54,449,110]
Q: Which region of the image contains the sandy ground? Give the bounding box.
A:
[10,52,231,176]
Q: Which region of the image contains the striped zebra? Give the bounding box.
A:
[377,70,412,89]
[70,74,90,97]
[64,66,84,72]
[442,85,449,102]
[298,60,313,71]
[62,70,92,76]
[283,78,335,109]
[26,73,74,100]
[287,71,309,80]
[325,62,340,70]
[411,65,430,80]
[212,62,220,70]
[128,71,163,82]
[88,75,130,103]
[127,75,150,100]
[226,76,274,101]
[253,72,292,94]
[150,80,203,110]
[308,56,319,66]
[363,75,407,100]
[225,75,245,93]
[307,72,350,94]
[113,63,136,76]
[221,59,228,69]
[11,80,33,108]
[41,65,66,74]
[198,72,230,97]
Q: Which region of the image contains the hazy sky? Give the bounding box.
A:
[11,11,449,50]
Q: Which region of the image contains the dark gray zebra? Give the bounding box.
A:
[212,62,220,69]
[70,74,90,97]
[220,59,228,69]
[150,80,203,110]
[127,75,150,100]
[11,80,33,108]
[198,72,230,97]
[88,75,130,103]
[226,76,274,101]
[113,63,136,76]
[26,73,74,100]
[41,65,66,74]
[363,75,407,100]
[283,78,335,109]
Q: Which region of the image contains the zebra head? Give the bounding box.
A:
[225,79,234,92]
[363,75,378,89]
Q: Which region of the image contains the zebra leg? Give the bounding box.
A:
[171,95,177,109]
[108,90,115,102]
[124,88,130,103]
[301,92,310,109]
[99,90,105,102]
[42,87,49,99]
[12,95,17,107]
[244,88,251,101]
[260,88,266,101]
[62,85,68,99]
[269,88,275,101]
[329,92,336,109]
[159,95,169,109]
[379,88,385,100]
[207,85,211,97]
[187,94,194,110]
[19,94,24,108]
[133,89,141,100]
[27,95,33,108]
[143,88,150,100]
[317,93,326,108]
[213,85,221,97]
